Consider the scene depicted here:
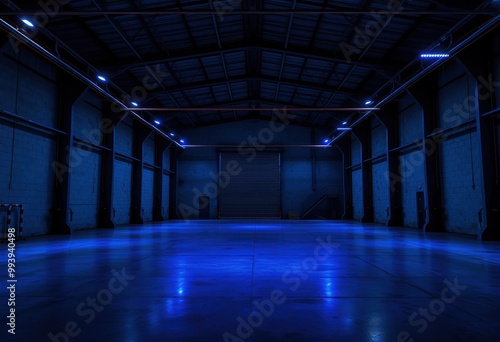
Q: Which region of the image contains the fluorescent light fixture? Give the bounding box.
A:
[365,100,373,105]
[180,139,185,144]
[154,120,161,125]
[169,133,175,137]
[97,75,107,82]
[324,139,329,143]
[337,127,352,131]
[21,19,34,27]
[131,102,138,107]
[342,121,347,125]
[420,53,449,58]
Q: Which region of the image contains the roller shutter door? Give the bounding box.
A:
[219,152,281,218]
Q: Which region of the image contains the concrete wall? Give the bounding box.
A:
[176,119,342,219]
[162,148,171,219]
[439,131,482,234]
[399,151,425,228]
[344,58,488,236]
[370,118,389,223]
[142,135,155,222]
[437,62,483,234]
[0,43,172,234]
[113,159,133,224]
[142,168,155,221]
[495,35,500,107]
[0,125,56,235]
[349,136,363,220]
[113,119,134,225]
[0,46,58,236]
[372,161,389,223]
[69,146,101,229]
[69,96,102,230]
[351,169,363,220]
[351,137,361,165]
[370,118,386,157]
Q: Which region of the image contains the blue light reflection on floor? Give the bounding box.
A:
[4,220,500,341]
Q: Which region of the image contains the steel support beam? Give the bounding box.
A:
[131,121,153,224]
[52,73,86,234]
[375,103,403,226]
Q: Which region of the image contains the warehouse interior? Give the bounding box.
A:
[0,0,500,341]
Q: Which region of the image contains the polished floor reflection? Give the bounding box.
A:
[3,220,500,342]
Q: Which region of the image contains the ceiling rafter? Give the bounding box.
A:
[2,0,497,132]
[146,73,354,97]
[272,0,297,106]
[102,41,401,76]
[93,0,197,126]
[208,0,237,120]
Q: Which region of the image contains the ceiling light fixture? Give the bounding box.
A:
[131,102,138,107]
[180,139,185,144]
[21,18,34,27]
[420,53,450,58]
[337,127,353,131]
[97,75,107,82]
[154,120,161,125]
[365,100,373,105]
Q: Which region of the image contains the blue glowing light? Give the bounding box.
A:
[420,53,449,58]
[21,19,34,27]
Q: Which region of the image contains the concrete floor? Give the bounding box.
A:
[3,220,500,342]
